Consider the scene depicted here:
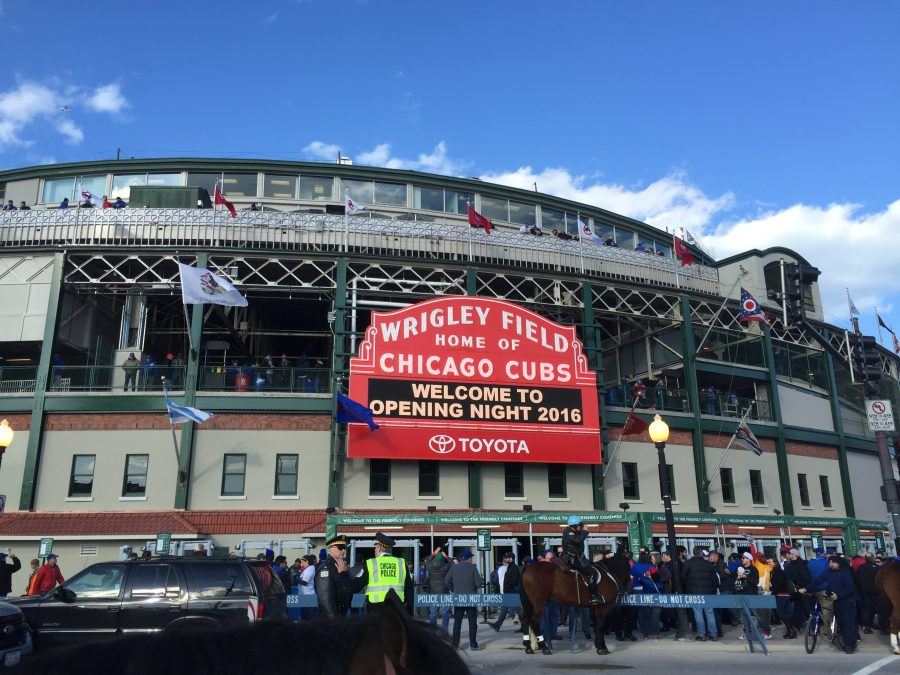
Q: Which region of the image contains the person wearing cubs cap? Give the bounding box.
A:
[314,534,355,619]
[31,553,65,595]
[356,531,414,615]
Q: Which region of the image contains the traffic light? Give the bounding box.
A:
[849,334,882,395]
[783,263,821,324]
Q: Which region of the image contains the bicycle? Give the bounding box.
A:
[804,593,838,654]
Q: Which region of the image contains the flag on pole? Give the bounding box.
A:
[580,220,603,245]
[345,194,366,214]
[336,391,380,431]
[894,333,900,355]
[164,390,213,425]
[467,204,492,234]
[214,185,237,217]
[80,191,103,209]
[847,290,860,318]
[673,236,694,266]
[178,263,248,307]
[877,313,895,335]
[733,421,763,456]
[738,288,768,324]
[621,413,649,437]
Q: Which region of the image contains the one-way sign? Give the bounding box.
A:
[866,400,895,431]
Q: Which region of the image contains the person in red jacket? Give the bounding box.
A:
[30,554,65,595]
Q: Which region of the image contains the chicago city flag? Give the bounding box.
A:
[178,263,248,307]
[738,288,768,324]
[164,388,213,425]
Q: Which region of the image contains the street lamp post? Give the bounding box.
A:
[0,419,13,473]
[648,414,689,636]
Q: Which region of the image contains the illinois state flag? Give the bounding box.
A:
[738,288,768,323]
[214,185,237,217]
[673,236,694,266]
[178,263,248,307]
[467,204,492,234]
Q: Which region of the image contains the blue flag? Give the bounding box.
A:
[336,391,380,431]
[738,288,767,324]
[164,388,213,425]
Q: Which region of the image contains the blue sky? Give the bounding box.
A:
[1,0,898,343]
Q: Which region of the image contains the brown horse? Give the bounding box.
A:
[875,559,900,655]
[519,554,631,655]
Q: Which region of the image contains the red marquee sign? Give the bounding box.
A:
[347,296,601,464]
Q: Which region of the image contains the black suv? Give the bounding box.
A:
[6,557,286,652]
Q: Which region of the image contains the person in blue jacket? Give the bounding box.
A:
[803,547,832,639]
[633,553,663,639]
[801,555,858,653]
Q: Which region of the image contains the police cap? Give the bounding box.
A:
[374,532,395,548]
[326,534,349,548]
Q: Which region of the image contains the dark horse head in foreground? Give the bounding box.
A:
[519,553,631,655]
[16,590,467,675]
[876,559,900,655]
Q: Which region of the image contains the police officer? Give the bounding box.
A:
[356,531,414,614]
[314,534,356,618]
[562,515,601,605]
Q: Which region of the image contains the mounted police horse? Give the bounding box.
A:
[519,552,631,655]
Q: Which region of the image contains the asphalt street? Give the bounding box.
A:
[455,622,900,674]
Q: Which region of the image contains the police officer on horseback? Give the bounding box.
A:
[562,515,601,605]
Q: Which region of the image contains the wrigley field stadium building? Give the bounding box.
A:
[0,157,897,572]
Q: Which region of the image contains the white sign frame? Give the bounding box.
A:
[866,400,895,431]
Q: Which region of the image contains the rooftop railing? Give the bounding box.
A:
[0,208,719,294]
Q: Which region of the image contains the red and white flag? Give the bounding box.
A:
[467,204,492,234]
[673,236,694,266]
[345,194,366,214]
[214,185,237,218]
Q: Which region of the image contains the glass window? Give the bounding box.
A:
[65,564,125,599]
[122,454,148,497]
[221,173,256,197]
[187,172,221,196]
[749,469,764,504]
[819,475,832,508]
[221,454,246,496]
[547,464,566,499]
[111,174,147,201]
[480,195,508,222]
[446,190,473,215]
[43,177,76,203]
[369,459,391,496]
[299,176,333,201]
[637,236,656,254]
[373,181,406,206]
[504,463,524,497]
[263,175,298,199]
[720,468,735,503]
[344,179,374,205]
[418,460,439,497]
[541,207,565,232]
[565,212,581,236]
[274,454,298,496]
[665,464,677,501]
[617,229,636,249]
[656,242,672,258]
[413,186,444,211]
[130,565,179,598]
[147,173,181,187]
[798,474,810,507]
[79,175,108,197]
[69,454,95,496]
[189,563,251,598]
[594,222,616,244]
[622,462,640,499]
[507,200,536,226]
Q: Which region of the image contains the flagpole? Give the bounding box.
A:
[601,393,642,480]
[177,261,197,355]
[672,234,681,289]
[343,188,350,253]
[577,217,585,275]
[163,381,181,465]
[703,405,754,490]
[467,200,474,262]
[695,269,748,355]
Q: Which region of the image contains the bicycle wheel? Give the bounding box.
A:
[805,614,818,654]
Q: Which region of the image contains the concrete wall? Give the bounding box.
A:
[35,430,177,511]
[480,462,594,510]
[847,450,893,522]
[0,255,53,342]
[189,429,330,510]
[703,443,783,514]
[603,440,699,512]
[778,384,834,432]
[786,450,846,517]
[341,458,470,510]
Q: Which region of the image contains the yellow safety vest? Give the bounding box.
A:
[365,554,406,603]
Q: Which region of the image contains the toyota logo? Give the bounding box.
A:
[428,434,456,454]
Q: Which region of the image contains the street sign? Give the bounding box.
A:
[809,531,823,550]
[38,537,53,557]
[156,533,172,555]
[875,530,885,551]
[865,400,895,431]
[476,529,492,551]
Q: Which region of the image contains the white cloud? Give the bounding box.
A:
[55,118,83,144]
[704,201,900,323]
[480,166,734,232]
[86,84,128,114]
[261,11,278,24]
[302,141,341,161]
[356,141,469,176]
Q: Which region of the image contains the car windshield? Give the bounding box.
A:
[64,564,125,599]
